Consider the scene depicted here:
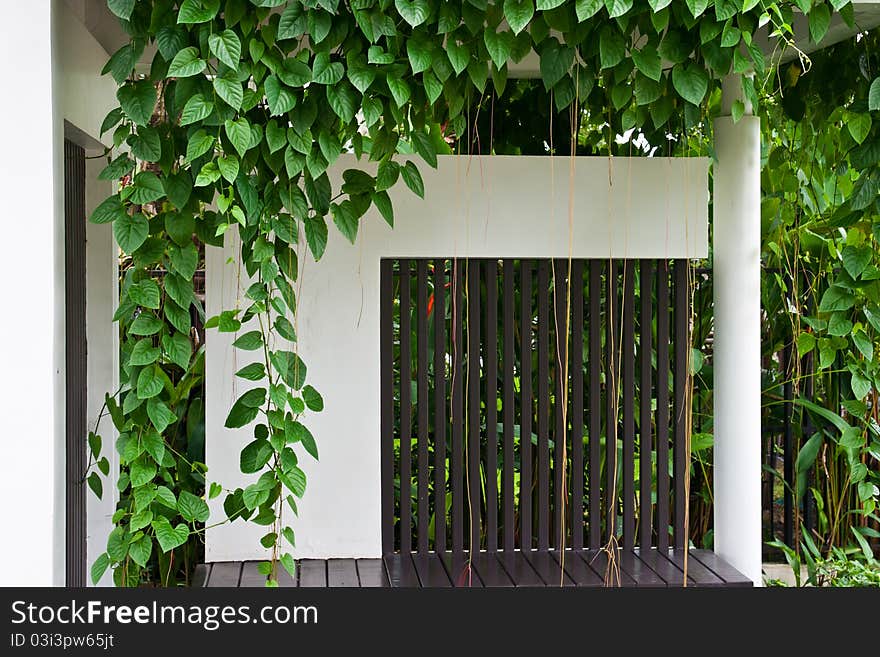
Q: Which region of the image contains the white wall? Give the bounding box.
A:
[0,1,118,587]
[206,154,708,561]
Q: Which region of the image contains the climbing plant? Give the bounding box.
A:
[89,0,852,586]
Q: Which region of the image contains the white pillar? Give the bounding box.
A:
[713,74,763,585]
[0,1,63,585]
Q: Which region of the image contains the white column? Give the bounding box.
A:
[713,74,763,585]
[0,1,63,586]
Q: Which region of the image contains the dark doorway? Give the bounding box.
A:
[64,138,87,587]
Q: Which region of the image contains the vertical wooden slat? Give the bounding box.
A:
[485,260,499,551]
[416,260,430,553]
[433,259,447,553]
[673,259,689,550]
[502,260,515,552]
[622,260,636,549]
[380,260,394,554]
[552,259,569,549]
[467,260,482,552]
[639,260,654,549]
[519,260,533,551]
[605,261,619,542]
[588,261,602,549]
[571,260,585,550]
[399,260,413,554]
[656,260,671,552]
[451,260,465,554]
[537,260,550,551]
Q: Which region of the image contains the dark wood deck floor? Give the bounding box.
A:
[196,548,752,588]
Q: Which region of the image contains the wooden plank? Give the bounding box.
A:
[485,259,499,552]
[639,260,654,549]
[383,554,420,588]
[380,259,394,554]
[416,260,430,554]
[239,561,266,588]
[469,552,514,587]
[622,260,635,550]
[400,259,413,554]
[689,550,753,587]
[673,260,688,550]
[451,259,465,554]
[467,260,482,552]
[206,562,241,587]
[579,549,637,587]
[433,259,447,553]
[523,550,575,587]
[537,260,550,551]
[519,260,533,551]
[571,260,585,550]
[439,552,484,587]
[356,559,389,587]
[327,559,359,588]
[275,564,297,587]
[502,260,516,552]
[298,559,328,588]
[636,547,688,587]
[656,261,671,552]
[605,261,619,543]
[618,550,664,588]
[666,549,726,588]
[588,261,602,549]
[497,551,544,587]
[549,550,604,587]
[412,552,453,587]
[192,563,211,588]
[552,259,569,550]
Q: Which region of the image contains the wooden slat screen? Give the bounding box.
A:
[380,258,692,555]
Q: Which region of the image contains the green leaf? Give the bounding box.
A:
[505,0,535,34]
[280,553,297,578]
[185,129,215,162]
[599,28,625,70]
[178,490,210,523]
[209,29,241,70]
[129,312,163,336]
[331,201,359,244]
[603,0,633,18]
[225,388,267,429]
[275,316,297,342]
[233,330,263,351]
[387,77,411,108]
[241,439,274,473]
[672,63,709,106]
[90,195,127,224]
[167,47,206,78]
[108,0,135,20]
[282,527,296,548]
[302,385,324,412]
[395,0,429,27]
[152,517,189,553]
[218,154,240,184]
[847,113,872,145]
[117,81,157,126]
[407,34,434,74]
[632,45,662,82]
[137,366,164,399]
[162,331,192,369]
[129,171,165,205]
[278,58,312,87]
[128,128,161,161]
[225,117,252,156]
[348,66,376,94]
[869,78,880,112]
[311,53,344,85]
[683,0,706,16]
[236,362,266,381]
[128,535,152,568]
[91,553,110,584]
[169,243,199,280]
[265,75,297,115]
[853,331,874,361]
[130,457,157,487]
[575,0,603,21]
[537,0,565,8]
[87,472,103,499]
[808,4,831,44]
[851,371,872,400]
[843,245,872,279]
[129,279,160,309]
[818,285,856,313]
[400,161,424,198]
[213,77,243,111]
[304,215,328,261]
[177,0,220,24]
[326,83,358,123]
[114,212,149,254]
[271,351,308,389]
[142,428,166,464]
[373,190,394,227]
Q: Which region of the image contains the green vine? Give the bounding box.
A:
[88,0,849,586]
